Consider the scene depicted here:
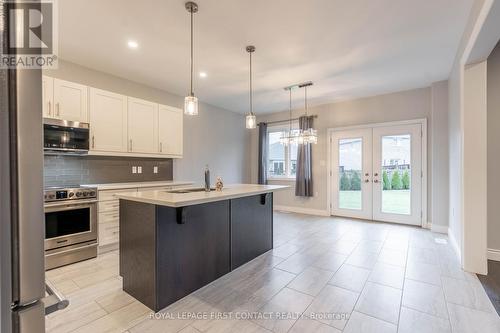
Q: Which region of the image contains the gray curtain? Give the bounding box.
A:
[295,116,313,196]
[258,123,268,185]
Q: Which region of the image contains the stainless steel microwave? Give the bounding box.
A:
[43,118,90,154]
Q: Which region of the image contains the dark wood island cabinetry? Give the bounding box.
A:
[118,185,284,312]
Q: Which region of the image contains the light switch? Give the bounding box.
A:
[138,166,142,174]
[153,166,158,174]
[132,166,137,174]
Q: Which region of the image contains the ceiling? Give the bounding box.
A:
[58,0,474,114]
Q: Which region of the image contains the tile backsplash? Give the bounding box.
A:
[44,155,173,187]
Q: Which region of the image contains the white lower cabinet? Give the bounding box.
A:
[97,185,181,253]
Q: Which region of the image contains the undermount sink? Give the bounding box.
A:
[166,188,216,194]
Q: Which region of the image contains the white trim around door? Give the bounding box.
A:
[327,119,428,227]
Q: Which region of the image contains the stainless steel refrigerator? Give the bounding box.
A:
[1,1,48,332]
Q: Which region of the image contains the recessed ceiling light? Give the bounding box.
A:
[127,40,139,49]
[199,72,207,78]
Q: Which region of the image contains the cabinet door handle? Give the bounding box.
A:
[129,139,133,151]
[56,103,60,117]
[92,136,95,149]
[160,142,163,152]
[48,101,52,116]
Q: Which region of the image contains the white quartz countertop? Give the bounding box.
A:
[115,184,288,207]
[81,180,194,191]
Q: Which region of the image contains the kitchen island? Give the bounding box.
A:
[116,184,287,311]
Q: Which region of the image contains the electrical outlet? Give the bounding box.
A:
[132,166,137,174]
[138,166,142,174]
[153,166,158,174]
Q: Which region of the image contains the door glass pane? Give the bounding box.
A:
[338,138,362,210]
[45,208,91,239]
[381,135,411,215]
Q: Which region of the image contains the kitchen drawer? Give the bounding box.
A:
[99,200,120,213]
[98,188,137,202]
[98,210,119,224]
[99,222,119,246]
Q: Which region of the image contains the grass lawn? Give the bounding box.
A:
[339,190,411,215]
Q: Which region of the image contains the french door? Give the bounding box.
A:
[331,123,423,226]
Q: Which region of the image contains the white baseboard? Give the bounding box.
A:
[274,205,330,217]
[431,224,448,234]
[448,227,462,261]
[487,248,500,261]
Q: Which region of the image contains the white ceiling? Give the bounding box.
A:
[58,0,473,114]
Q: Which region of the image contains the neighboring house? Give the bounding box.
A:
[339,136,411,172]
[268,141,297,176]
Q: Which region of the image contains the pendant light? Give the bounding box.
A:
[245,45,257,129]
[184,1,198,116]
[298,82,318,144]
[280,87,297,146]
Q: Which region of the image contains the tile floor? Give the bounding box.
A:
[45,212,500,333]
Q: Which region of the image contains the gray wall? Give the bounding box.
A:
[251,85,449,225]
[431,81,450,229]
[488,42,500,250]
[44,60,250,186]
[44,155,173,186]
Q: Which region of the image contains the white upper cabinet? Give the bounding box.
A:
[42,76,183,158]
[127,97,158,153]
[158,105,183,156]
[89,88,128,152]
[42,76,54,118]
[53,78,88,122]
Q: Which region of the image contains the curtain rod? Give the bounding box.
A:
[258,115,318,126]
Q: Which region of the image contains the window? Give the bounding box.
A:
[267,124,299,179]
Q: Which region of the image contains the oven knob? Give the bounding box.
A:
[69,192,75,198]
[44,194,48,200]
[89,191,96,197]
[75,192,82,197]
[83,192,88,197]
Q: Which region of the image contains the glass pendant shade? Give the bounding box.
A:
[300,128,318,144]
[184,95,198,115]
[246,114,256,129]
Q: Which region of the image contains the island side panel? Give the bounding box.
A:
[230,193,273,270]
[119,199,157,310]
[156,200,231,311]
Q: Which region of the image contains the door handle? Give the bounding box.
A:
[44,280,69,315]
[364,179,370,183]
[373,179,379,183]
[374,173,379,177]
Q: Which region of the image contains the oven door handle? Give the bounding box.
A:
[44,199,98,208]
[43,280,69,315]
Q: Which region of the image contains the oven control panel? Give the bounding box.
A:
[44,187,97,202]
